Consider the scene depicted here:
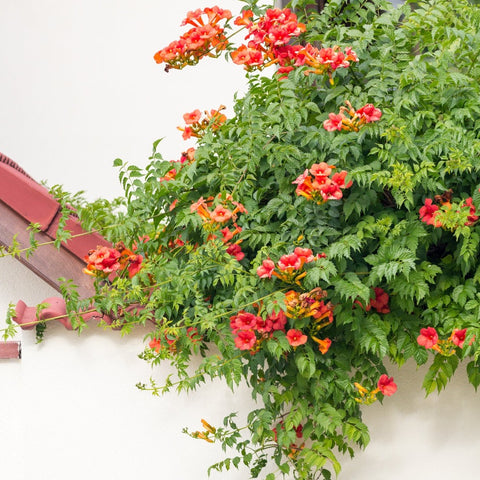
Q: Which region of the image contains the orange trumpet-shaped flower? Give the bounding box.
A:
[323,101,382,133]
[190,197,212,221]
[233,9,254,27]
[286,329,308,347]
[154,7,232,70]
[312,336,331,354]
[183,109,201,124]
[210,205,233,223]
[201,419,216,434]
[178,105,227,140]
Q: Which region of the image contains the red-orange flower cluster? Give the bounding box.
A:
[149,327,201,354]
[83,246,121,275]
[159,147,196,183]
[354,374,397,404]
[284,287,333,323]
[284,287,334,354]
[191,194,246,233]
[225,243,244,261]
[419,194,479,229]
[355,287,390,314]
[230,309,287,351]
[257,247,325,285]
[191,194,247,261]
[293,162,352,204]
[231,8,305,74]
[463,197,479,226]
[230,9,358,81]
[178,106,227,140]
[417,326,470,356]
[154,7,232,70]
[297,44,358,82]
[83,242,143,279]
[323,101,382,132]
[419,198,442,227]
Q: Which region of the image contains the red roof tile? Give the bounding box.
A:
[0,157,59,232]
[0,152,110,260]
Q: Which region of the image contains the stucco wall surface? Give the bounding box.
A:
[0,256,256,480]
[0,0,247,201]
[340,360,480,479]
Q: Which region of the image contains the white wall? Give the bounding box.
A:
[0,256,256,480]
[340,360,480,480]
[0,0,247,201]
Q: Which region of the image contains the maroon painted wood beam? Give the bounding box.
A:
[0,341,21,359]
[0,200,96,298]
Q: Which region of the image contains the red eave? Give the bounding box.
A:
[0,153,109,259]
[0,152,111,299]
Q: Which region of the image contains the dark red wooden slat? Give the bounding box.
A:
[0,341,21,359]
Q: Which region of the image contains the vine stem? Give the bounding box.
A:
[139,352,245,392]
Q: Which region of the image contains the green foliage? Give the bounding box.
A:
[6,0,480,478]
[2,303,18,341]
[34,302,50,343]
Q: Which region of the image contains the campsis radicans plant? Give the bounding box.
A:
[417,327,470,356]
[323,101,382,132]
[293,162,353,204]
[154,7,232,70]
[256,247,326,285]
[190,194,247,235]
[354,375,398,405]
[178,106,227,140]
[8,2,480,480]
[83,242,143,279]
[231,8,306,73]
[419,190,480,231]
